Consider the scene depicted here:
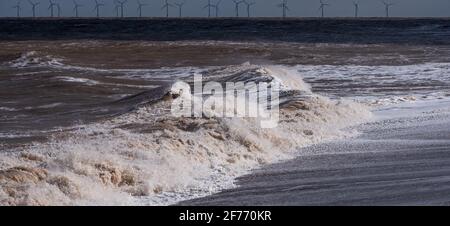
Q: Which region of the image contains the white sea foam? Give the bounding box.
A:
[297,63,450,83]
[8,51,64,69]
[55,76,99,86]
[295,63,450,106]
[0,107,18,112]
[24,103,63,110]
[0,133,33,138]
[7,51,204,83]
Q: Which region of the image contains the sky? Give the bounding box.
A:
[1,0,449,18]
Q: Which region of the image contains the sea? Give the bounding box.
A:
[0,18,449,205]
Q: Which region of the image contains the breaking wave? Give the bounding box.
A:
[0,64,372,206]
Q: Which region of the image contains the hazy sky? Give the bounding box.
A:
[1,0,450,18]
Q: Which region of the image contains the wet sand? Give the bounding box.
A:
[180,100,450,206]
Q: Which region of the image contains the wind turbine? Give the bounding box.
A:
[319,0,329,18]
[232,0,244,17]
[93,0,104,18]
[137,0,147,17]
[48,0,57,17]
[12,1,21,18]
[28,0,40,17]
[174,1,185,17]
[277,0,288,18]
[56,2,61,17]
[213,0,221,17]
[353,1,359,18]
[382,1,394,17]
[73,0,82,17]
[114,1,120,17]
[117,0,127,17]
[204,0,214,17]
[161,0,174,17]
[243,0,255,18]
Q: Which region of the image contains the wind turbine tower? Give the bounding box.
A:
[13,1,21,18]
[117,0,128,18]
[114,1,120,17]
[48,0,57,17]
[319,0,329,18]
[232,0,244,17]
[161,0,174,17]
[174,1,185,17]
[93,0,105,18]
[204,0,214,17]
[137,0,147,17]
[382,1,394,17]
[73,0,82,17]
[213,0,221,17]
[353,1,359,18]
[243,0,255,18]
[277,0,289,18]
[28,0,40,17]
[56,2,61,17]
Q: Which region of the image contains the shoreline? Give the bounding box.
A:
[179,99,450,205]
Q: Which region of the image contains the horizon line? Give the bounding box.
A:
[1,16,450,19]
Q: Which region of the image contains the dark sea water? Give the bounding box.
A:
[1,18,450,45]
[0,19,450,205]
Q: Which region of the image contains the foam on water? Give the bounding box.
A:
[55,76,99,86]
[0,107,18,112]
[7,51,203,78]
[296,63,450,106]
[8,51,64,69]
[0,64,372,206]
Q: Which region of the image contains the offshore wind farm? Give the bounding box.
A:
[0,0,449,18]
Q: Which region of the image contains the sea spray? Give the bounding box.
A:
[0,64,372,205]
